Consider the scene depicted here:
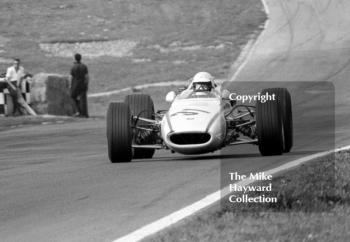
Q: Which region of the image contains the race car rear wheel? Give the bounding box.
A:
[272,88,293,152]
[256,89,284,156]
[125,94,156,159]
[106,102,132,163]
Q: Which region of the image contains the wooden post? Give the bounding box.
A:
[6,80,37,116]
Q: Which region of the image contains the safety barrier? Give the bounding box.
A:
[0,85,8,115]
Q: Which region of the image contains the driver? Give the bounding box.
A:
[191,72,215,92]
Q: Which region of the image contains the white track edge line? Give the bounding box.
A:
[113,145,350,242]
[88,81,188,98]
[89,79,226,98]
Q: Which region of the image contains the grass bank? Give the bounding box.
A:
[0,0,265,93]
[146,151,350,242]
[0,115,102,132]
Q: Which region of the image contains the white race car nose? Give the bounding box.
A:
[164,131,219,155]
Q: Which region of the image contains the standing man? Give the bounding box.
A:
[70,53,89,118]
[5,58,26,115]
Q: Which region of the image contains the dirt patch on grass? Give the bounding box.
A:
[147,151,350,242]
[148,41,227,54]
[39,40,138,58]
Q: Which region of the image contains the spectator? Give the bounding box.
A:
[70,53,89,118]
[5,58,26,115]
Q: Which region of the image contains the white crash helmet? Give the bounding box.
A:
[191,72,215,91]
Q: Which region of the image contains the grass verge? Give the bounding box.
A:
[146,151,350,242]
[0,115,103,132]
[0,0,265,93]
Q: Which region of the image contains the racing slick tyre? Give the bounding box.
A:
[125,94,155,159]
[256,89,284,156]
[106,102,132,163]
[272,88,293,153]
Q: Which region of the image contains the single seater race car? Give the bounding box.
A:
[106,72,293,163]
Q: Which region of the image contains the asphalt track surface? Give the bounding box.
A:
[1,0,350,241]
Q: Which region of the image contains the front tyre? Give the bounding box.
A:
[273,88,293,153]
[106,102,132,163]
[256,89,284,156]
[125,94,155,159]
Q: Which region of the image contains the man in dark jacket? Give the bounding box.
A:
[70,53,89,117]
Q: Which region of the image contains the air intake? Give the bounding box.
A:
[169,133,211,145]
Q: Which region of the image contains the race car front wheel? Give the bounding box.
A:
[125,94,156,159]
[106,102,132,163]
[256,89,284,156]
[272,88,293,153]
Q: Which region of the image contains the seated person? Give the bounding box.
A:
[176,72,221,99]
[190,72,215,92]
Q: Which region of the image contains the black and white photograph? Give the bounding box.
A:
[0,0,349,241]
